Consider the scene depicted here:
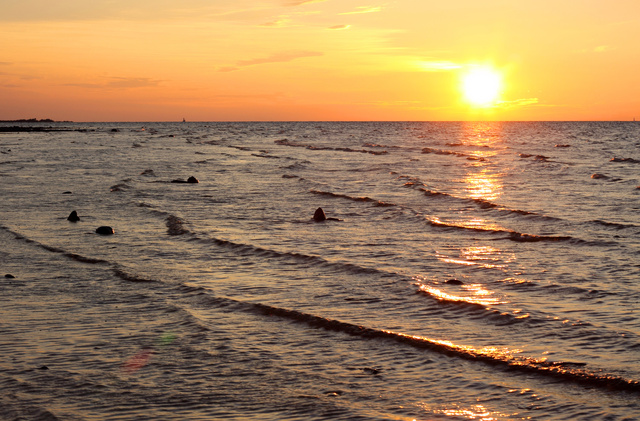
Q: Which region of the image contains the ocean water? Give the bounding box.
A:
[0,121,638,420]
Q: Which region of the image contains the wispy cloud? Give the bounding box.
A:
[283,0,327,6]
[65,77,162,89]
[496,98,540,108]
[417,61,462,72]
[339,6,383,15]
[107,77,161,88]
[576,45,615,54]
[219,50,323,72]
[259,17,291,27]
[328,24,350,30]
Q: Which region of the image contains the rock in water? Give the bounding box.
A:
[96,226,114,235]
[67,210,80,222]
[445,279,464,285]
[313,207,327,222]
[171,176,199,184]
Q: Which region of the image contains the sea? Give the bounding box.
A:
[0,121,638,420]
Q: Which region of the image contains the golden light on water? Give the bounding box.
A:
[416,398,518,420]
[464,170,502,202]
[436,246,507,269]
[430,216,505,233]
[418,284,506,306]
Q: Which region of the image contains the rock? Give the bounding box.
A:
[67,210,80,222]
[313,207,327,222]
[96,226,114,235]
[171,176,199,184]
[5,274,15,279]
[445,279,464,285]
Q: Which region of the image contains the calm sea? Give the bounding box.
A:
[1,121,639,420]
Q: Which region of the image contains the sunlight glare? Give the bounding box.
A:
[461,67,502,107]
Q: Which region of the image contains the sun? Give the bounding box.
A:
[461,67,502,107]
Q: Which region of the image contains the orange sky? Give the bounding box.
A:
[1,0,639,121]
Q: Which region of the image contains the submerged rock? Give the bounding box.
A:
[171,176,199,184]
[95,226,114,235]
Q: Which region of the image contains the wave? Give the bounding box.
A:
[519,153,552,162]
[275,139,388,155]
[610,157,640,163]
[0,225,159,284]
[422,147,477,159]
[309,189,396,207]
[165,215,189,236]
[141,206,192,236]
[398,175,560,221]
[189,234,384,276]
[589,219,640,231]
[426,217,575,243]
[4,223,636,393]
[186,288,640,394]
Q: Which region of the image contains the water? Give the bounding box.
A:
[1,121,638,420]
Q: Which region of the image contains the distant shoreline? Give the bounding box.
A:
[0,118,74,123]
[0,119,81,133]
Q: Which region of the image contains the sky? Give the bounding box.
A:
[1,0,639,121]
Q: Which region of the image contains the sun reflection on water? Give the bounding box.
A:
[460,122,505,202]
[416,402,516,420]
[418,283,506,306]
[464,169,503,202]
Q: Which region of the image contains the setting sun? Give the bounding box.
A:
[461,67,503,107]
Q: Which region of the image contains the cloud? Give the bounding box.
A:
[283,0,327,6]
[107,77,162,88]
[259,17,291,27]
[328,24,350,30]
[496,98,539,108]
[339,6,383,15]
[220,50,323,72]
[64,77,162,89]
[417,61,462,71]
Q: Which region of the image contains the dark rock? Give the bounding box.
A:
[96,226,114,235]
[313,207,327,222]
[62,191,73,195]
[171,176,199,184]
[39,365,49,370]
[5,274,15,279]
[67,210,80,222]
[445,279,464,285]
